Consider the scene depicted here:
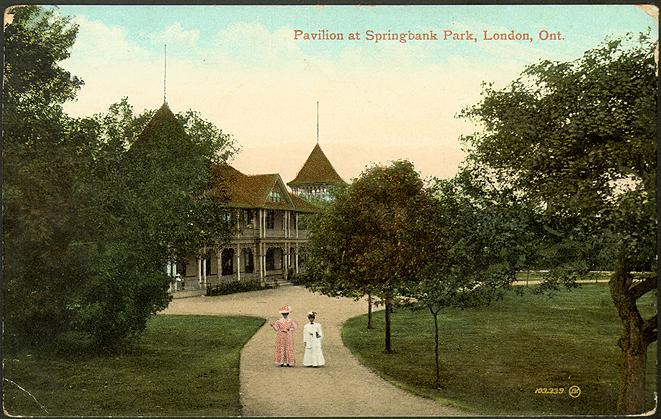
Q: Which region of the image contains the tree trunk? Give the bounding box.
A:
[617,344,648,413]
[431,307,441,389]
[609,264,656,414]
[526,270,530,286]
[384,294,393,353]
[367,293,373,329]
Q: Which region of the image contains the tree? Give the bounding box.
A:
[3,5,91,349]
[459,33,657,414]
[410,168,521,389]
[70,100,236,349]
[302,160,435,353]
[2,6,237,351]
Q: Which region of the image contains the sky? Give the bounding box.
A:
[51,4,658,183]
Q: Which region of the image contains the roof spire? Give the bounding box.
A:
[316,100,319,144]
[163,44,167,104]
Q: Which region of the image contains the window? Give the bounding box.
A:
[268,190,281,203]
[243,209,254,226]
[266,248,275,271]
[243,248,254,273]
[221,249,234,276]
[266,247,282,271]
[205,256,213,275]
[266,210,275,229]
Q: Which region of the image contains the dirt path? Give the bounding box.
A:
[162,285,467,416]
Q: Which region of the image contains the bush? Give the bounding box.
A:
[205,279,268,296]
[289,272,301,285]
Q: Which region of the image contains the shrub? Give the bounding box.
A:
[205,279,268,296]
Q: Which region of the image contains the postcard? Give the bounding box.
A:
[2,3,658,417]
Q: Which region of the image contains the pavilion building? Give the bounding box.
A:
[177,141,345,289]
[137,102,346,290]
[178,163,318,289]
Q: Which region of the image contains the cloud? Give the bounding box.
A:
[148,22,200,48]
[61,15,163,114]
[69,15,146,59]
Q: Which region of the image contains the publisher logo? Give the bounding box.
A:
[568,385,581,398]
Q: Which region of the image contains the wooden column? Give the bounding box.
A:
[197,258,202,286]
[217,250,222,280]
[202,256,207,286]
[237,244,241,281]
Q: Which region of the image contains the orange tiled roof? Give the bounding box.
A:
[288,144,345,187]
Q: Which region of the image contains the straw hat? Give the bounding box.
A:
[278,305,291,314]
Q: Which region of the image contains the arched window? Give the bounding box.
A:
[266,247,283,271]
[266,248,275,271]
[221,249,234,276]
[205,254,213,275]
[243,248,254,273]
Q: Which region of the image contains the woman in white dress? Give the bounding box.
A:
[303,312,325,367]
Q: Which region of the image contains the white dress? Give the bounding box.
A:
[303,322,325,366]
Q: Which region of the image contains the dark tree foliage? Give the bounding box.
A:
[301,160,436,353]
[3,6,236,352]
[3,5,91,350]
[459,33,657,414]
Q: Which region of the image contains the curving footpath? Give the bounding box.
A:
[162,285,467,416]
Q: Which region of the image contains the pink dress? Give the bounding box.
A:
[271,318,297,365]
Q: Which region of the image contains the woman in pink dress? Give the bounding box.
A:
[271,305,297,367]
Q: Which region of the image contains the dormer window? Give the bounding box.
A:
[268,190,281,203]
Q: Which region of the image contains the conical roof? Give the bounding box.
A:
[288,143,345,187]
[130,102,186,151]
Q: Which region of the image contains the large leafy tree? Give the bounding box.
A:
[3,6,236,351]
[302,160,435,353]
[459,33,657,414]
[3,5,90,349]
[98,99,236,263]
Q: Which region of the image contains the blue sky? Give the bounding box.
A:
[54,4,658,181]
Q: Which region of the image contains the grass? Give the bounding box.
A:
[342,284,657,416]
[3,315,264,416]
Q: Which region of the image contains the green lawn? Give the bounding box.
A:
[342,284,656,416]
[3,315,264,416]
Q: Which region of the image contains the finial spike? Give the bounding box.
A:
[164,44,167,104]
[316,101,319,144]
